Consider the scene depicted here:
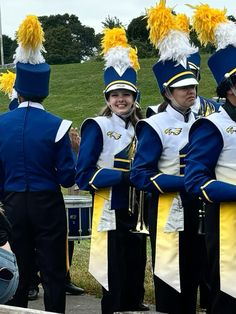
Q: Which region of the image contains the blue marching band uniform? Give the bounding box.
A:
[185,35,236,314]
[0,16,76,313]
[2,4,236,314]
[76,114,146,312]
[0,101,75,311]
[76,27,147,313]
[131,1,221,313]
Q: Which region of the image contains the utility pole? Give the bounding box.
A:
[0,3,4,67]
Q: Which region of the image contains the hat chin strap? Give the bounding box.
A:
[165,86,188,113]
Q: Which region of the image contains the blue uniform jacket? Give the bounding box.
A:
[75,117,133,210]
[0,102,75,193]
[185,111,236,203]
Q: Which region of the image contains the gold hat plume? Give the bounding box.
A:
[146,0,197,64]
[0,71,16,99]
[14,15,46,64]
[175,13,190,34]
[101,27,140,74]
[187,3,234,50]
[146,0,178,49]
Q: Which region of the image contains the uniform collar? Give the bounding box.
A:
[111,112,131,128]
[18,101,45,110]
[166,104,192,122]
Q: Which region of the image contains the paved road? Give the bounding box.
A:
[27,287,101,313]
[27,287,156,314]
[26,287,206,314]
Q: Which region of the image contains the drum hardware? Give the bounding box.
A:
[63,195,93,240]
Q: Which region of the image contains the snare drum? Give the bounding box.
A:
[63,195,93,240]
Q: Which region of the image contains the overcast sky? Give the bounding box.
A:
[1,0,236,39]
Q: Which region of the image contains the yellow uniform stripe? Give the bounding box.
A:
[89,189,110,290]
[154,193,181,292]
[220,202,236,298]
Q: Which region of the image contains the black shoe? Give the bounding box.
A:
[28,288,39,301]
[65,282,85,295]
[136,303,150,311]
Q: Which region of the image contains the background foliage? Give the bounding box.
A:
[0,54,217,127]
[3,12,236,65]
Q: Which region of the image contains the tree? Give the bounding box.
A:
[0,35,17,65]
[101,16,124,29]
[127,15,156,58]
[39,14,98,64]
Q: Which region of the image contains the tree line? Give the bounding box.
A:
[1,13,236,65]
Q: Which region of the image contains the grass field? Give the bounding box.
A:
[70,238,155,304]
[0,54,217,305]
[0,54,216,129]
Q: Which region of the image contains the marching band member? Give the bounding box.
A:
[131,1,203,313]
[0,16,75,313]
[146,13,220,119]
[75,27,148,313]
[185,4,236,313]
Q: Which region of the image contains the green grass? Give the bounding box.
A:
[70,238,155,304]
[0,54,216,128]
[0,54,216,304]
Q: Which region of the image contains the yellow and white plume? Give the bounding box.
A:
[189,3,236,50]
[175,13,190,35]
[101,27,140,76]
[146,0,197,64]
[0,70,17,100]
[14,15,46,64]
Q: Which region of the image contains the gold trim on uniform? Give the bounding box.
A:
[164,128,182,135]
[114,158,131,163]
[89,168,103,189]
[226,126,236,134]
[164,71,194,86]
[200,179,216,203]
[105,80,137,91]
[107,131,122,140]
[151,173,164,193]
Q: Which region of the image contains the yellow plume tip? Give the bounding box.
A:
[146,0,178,48]
[190,4,227,46]
[175,14,190,34]
[129,47,140,71]
[101,27,129,55]
[17,15,45,50]
[0,71,16,95]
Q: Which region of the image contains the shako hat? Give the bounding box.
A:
[101,27,140,96]
[190,3,236,86]
[146,0,198,94]
[13,15,50,98]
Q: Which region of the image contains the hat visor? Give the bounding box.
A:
[105,83,137,94]
[170,78,198,88]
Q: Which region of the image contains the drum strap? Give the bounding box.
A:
[220,202,236,298]
[154,193,181,292]
[89,189,110,291]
